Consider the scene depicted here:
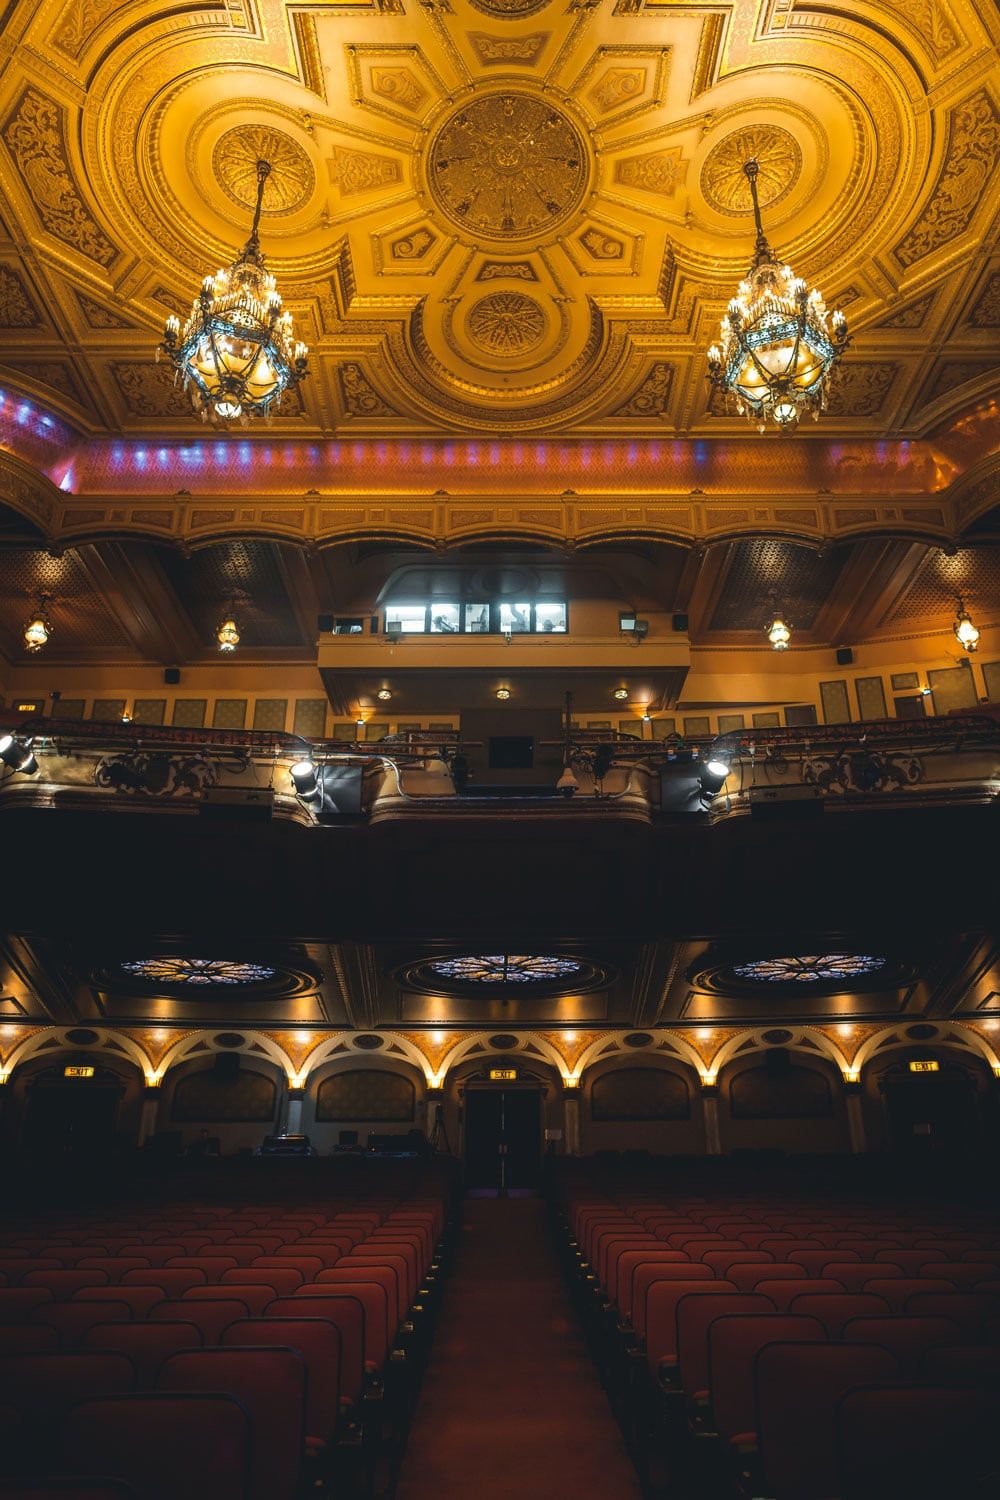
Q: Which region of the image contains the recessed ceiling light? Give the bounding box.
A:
[614,687,628,701]
[377,687,392,701]
[496,687,510,700]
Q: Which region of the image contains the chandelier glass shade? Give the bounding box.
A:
[766,611,792,650]
[160,159,308,424]
[216,611,240,652]
[953,599,980,653]
[707,159,848,431]
[22,599,52,653]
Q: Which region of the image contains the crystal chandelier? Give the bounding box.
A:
[707,158,849,431]
[953,598,980,653]
[160,159,308,424]
[22,596,52,653]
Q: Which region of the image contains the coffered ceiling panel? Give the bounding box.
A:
[0,0,995,438]
[156,539,306,650]
[707,539,850,633]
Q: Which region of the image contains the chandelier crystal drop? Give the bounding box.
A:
[160,158,308,425]
[953,598,980,653]
[707,158,849,432]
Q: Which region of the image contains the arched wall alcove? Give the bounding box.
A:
[300,1056,426,1152]
[717,1047,850,1156]
[159,1053,283,1153]
[579,1053,704,1157]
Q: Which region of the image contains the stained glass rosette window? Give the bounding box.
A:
[119,958,278,986]
[730,954,886,984]
[428,954,584,984]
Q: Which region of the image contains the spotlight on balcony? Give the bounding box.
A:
[290,759,319,801]
[0,734,38,776]
[556,765,579,797]
[700,758,730,796]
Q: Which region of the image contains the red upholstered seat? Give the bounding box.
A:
[302,1274,392,1366]
[842,1316,961,1374]
[74,1288,165,1318]
[0,1326,60,1355]
[728,1262,805,1293]
[751,1278,842,1311]
[0,1354,135,1470]
[22,1273,109,1303]
[81,1322,204,1388]
[0,1291,53,1324]
[708,1314,825,1446]
[75,1261,151,1285]
[224,1318,342,1450]
[835,1386,1000,1500]
[164,1257,238,1284]
[676,1292,775,1401]
[787,1293,890,1337]
[755,1342,900,1500]
[905,1291,1000,1337]
[632,1262,713,1338]
[30,1303,130,1348]
[265,1296,365,1402]
[645,1279,736,1375]
[158,1348,305,1500]
[120,1269,206,1298]
[148,1300,249,1344]
[59,1394,250,1500]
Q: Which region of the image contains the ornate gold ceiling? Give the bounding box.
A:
[0,0,997,439]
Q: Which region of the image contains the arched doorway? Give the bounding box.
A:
[878,1056,983,1158]
[20,1061,127,1160]
[461,1064,548,1191]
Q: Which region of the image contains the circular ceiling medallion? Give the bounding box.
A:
[212,125,315,216]
[427,92,588,241]
[65,1028,99,1047]
[467,0,551,18]
[466,292,546,357]
[761,1028,794,1045]
[691,950,909,997]
[101,955,318,1000]
[353,1034,386,1050]
[430,954,583,984]
[214,1032,245,1048]
[623,1032,653,1048]
[701,125,802,217]
[489,1034,520,1050]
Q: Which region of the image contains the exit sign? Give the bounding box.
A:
[64,1065,95,1078]
[909,1060,939,1074]
[489,1068,518,1082]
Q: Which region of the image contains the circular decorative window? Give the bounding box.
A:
[730,955,887,985]
[399,952,608,996]
[429,954,583,985]
[100,955,316,999]
[353,1034,386,1050]
[761,1028,794,1045]
[65,1028,99,1047]
[691,950,908,997]
[623,1032,654,1048]
[489,1034,519,1050]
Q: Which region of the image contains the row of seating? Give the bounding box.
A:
[552,1162,1000,1499]
[0,1169,456,1499]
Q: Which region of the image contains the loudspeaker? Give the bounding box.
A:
[672,613,690,633]
[317,613,334,633]
[214,1052,240,1080]
[835,647,855,666]
[164,667,181,685]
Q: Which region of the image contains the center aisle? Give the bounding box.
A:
[396,1195,642,1500]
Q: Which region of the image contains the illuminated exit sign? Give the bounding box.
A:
[64,1065,95,1078]
[908,1060,939,1074]
[489,1068,518,1082]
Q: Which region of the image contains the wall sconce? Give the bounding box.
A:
[287,1073,307,1091]
[428,1071,445,1089]
[563,1074,580,1089]
[700,1071,718,1087]
[843,1069,861,1085]
[144,1073,163,1089]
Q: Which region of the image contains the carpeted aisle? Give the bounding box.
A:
[395,1196,642,1500]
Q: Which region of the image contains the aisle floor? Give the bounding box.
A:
[395,1196,643,1500]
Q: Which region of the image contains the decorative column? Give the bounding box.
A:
[285,1085,305,1135]
[843,1079,867,1154]
[562,1084,582,1157]
[138,1083,161,1147]
[701,1081,722,1156]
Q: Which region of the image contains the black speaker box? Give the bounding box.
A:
[317,613,334,633]
[672,612,690,632]
[164,667,181,685]
[835,647,854,666]
[214,1052,240,1080]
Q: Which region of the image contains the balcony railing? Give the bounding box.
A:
[0,712,997,824]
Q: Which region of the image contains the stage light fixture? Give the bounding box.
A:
[290,759,319,799]
[700,758,730,795]
[0,734,38,776]
[556,765,579,797]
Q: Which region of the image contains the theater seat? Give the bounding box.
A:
[708,1314,825,1449]
[842,1317,962,1375]
[676,1292,775,1403]
[59,1394,250,1500]
[158,1349,305,1500]
[836,1386,1000,1499]
[920,1344,1000,1387]
[0,1355,135,1473]
[223,1319,342,1454]
[81,1323,204,1388]
[754,1341,900,1500]
[787,1293,890,1337]
[148,1300,250,1344]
